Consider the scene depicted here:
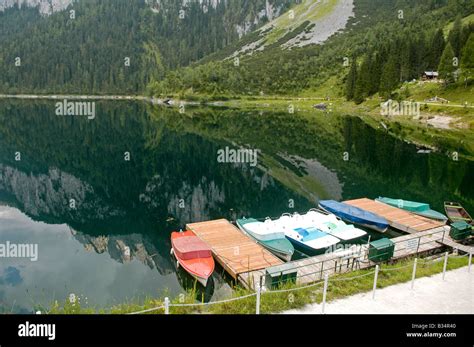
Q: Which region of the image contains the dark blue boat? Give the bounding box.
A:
[319,200,389,233]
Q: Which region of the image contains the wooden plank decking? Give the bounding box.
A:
[240,226,451,290]
[187,219,283,280]
[344,198,446,233]
[438,235,474,254]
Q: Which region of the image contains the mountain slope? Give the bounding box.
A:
[0,0,293,93]
[229,0,354,58]
[148,0,474,97]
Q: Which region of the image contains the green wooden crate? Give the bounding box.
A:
[265,263,297,289]
[450,222,472,241]
[368,238,395,262]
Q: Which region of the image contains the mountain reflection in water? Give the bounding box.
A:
[0,100,471,312]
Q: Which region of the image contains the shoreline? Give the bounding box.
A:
[0,94,201,106]
[0,94,149,101]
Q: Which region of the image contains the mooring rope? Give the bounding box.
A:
[330,270,376,282]
[128,305,165,315]
[126,250,471,315]
[170,293,257,307]
[263,280,325,294]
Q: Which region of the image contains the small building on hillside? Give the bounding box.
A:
[425,96,449,103]
[422,71,439,80]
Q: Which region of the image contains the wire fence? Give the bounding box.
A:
[123,249,472,315]
[262,226,456,288]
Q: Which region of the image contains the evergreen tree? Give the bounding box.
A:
[438,42,456,85]
[345,57,358,101]
[354,55,371,104]
[379,56,399,98]
[460,22,474,51]
[399,40,412,82]
[448,16,462,58]
[461,33,474,69]
[369,51,384,95]
[428,29,445,70]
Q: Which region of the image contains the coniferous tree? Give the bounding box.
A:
[461,33,474,69]
[428,29,445,70]
[369,50,384,95]
[448,16,463,58]
[354,55,371,104]
[460,33,474,86]
[438,42,456,85]
[460,22,474,51]
[399,40,412,82]
[379,56,399,98]
[345,57,358,101]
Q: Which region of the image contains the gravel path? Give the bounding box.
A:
[284,266,473,314]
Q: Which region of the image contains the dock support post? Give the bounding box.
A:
[164,297,170,315]
[321,273,329,314]
[442,252,448,281]
[256,284,261,315]
[469,253,472,273]
[320,260,324,280]
[372,265,379,300]
[411,258,418,290]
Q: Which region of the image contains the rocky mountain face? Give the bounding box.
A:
[228,0,354,58]
[0,164,123,222]
[1,0,290,33]
[71,229,174,275]
[0,0,73,15]
[0,0,294,93]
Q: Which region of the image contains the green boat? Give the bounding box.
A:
[376,197,448,222]
[236,218,295,262]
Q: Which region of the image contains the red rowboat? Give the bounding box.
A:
[170,231,215,287]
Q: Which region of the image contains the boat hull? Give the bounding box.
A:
[293,210,368,244]
[236,219,294,261]
[377,197,447,221]
[319,201,389,233]
[412,209,448,221]
[285,236,334,256]
[444,202,474,225]
[332,234,367,245]
[171,231,215,287]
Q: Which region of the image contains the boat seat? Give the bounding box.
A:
[173,236,212,260]
[294,228,326,242]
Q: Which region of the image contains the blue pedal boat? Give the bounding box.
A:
[319,200,389,233]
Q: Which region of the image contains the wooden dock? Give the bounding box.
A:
[344,198,446,233]
[438,236,474,254]
[240,226,452,290]
[187,219,283,280]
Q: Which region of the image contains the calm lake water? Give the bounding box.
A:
[0,100,472,313]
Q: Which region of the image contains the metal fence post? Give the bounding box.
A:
[164,297,170,315]
[321,273,329,314]
[469,253,472,273]
[411,258,418,290]
[442,252,448,281]
[256,284,261,315]
[372,265,379,300]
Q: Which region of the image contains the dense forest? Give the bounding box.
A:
[0,0,292,93]
[147,0,474,98]
[0,0,472,97]
[345,16,474,103]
